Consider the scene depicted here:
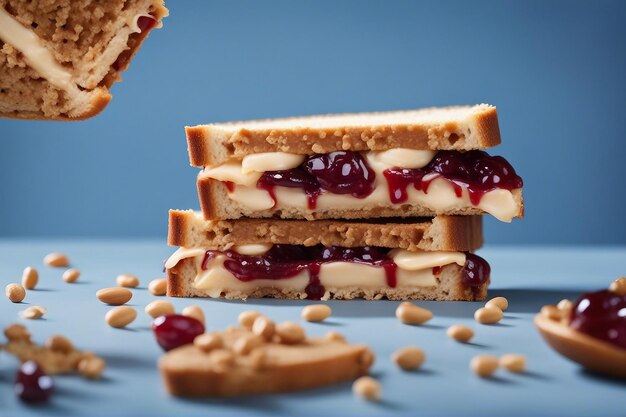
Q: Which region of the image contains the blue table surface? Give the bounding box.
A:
[0,240,624,417]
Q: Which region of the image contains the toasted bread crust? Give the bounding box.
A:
[197,177,524,221]
[186,105,501,167]
[167,257,489,301]
[0,0,167,121]
[168,209,483,252]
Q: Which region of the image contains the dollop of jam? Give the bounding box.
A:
[137,15,157,32]
[202,245,489,300]
[570,290,626,350]
[257,151,376,210]
[152,314,205,351]
[15,361,53,403]
[383,150,523,205]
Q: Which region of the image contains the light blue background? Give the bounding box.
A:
[0,0,625,243]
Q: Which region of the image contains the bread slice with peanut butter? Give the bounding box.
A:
[0,0,167,120]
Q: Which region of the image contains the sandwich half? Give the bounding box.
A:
[186,105,524,222]
[165,210,490,301]
[0,0,167,120]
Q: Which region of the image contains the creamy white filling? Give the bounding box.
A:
[199,150,519,222]
[165,246,466,298]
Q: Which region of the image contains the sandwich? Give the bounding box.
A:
[0,0,168,120]
[165,210,489,301]
[186,104,524,222]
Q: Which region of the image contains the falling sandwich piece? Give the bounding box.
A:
[0,0,168,120]
[186,105,524,222]
[165,210,490,301]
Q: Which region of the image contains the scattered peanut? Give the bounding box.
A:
[44,252,69,267]
[78,356,106,379]
[500,354,526,373]
[148,278,167,296]
[485,296,509,311]
[470,355,499,378]
[21,267,38,289]
[96,287,132,305]
[325,331,346,342]
[116,274,139,288]
[238,310,262,329]
[276,321,306,344]
[301,304,332,322]
[105,306,137,328]
[233,334,263,355]
[395,302,433,325]
[4,324,30,341]
[352,376,381,401]
[6,283,26,303]
[182,305,205,326]
[540,305,561,321]
[557,299,573,315]
[474,306,503,324]
[447,325,474,343]
[609,276,626,295]
[62,268,81,283]
[392,346,425,370]
[252,316,275,340]
[46,335,74,354]
[20,306,45,320]
[194,333,223,352]
[145,300,175,318]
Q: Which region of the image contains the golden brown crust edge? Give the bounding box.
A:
[168,209,483,252]
[197,177,524,222]
[166,258,489,301]
[185,106,501,167]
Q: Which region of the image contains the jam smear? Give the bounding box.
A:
[256,151,376,210]
[383,150,523,205]
[224,181,235,192]
[152,314,205,351]
[15,361,53,403]
[570,290,626,350]
[137,15,157,32]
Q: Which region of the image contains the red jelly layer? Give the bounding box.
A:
[201,245,490,300]
[570,289,626,350]
[383,150,523,205]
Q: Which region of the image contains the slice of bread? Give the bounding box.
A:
[197,177,524,221]
[167,257,489,301]
[168,209,483,252]
[159,327,374,397]
[0,0,167,120]
[186,104,501,167]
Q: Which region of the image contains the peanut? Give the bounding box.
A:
[252,316,275,340]
[557,299,573,316]
[500,354,526,373]
[470,355,499,377]
[6,283,26,303]
[63,268,81,283]
[194,333,223,352]
[276,321,306,344]
[352,376,381,401]
[609,276,626,295]
[474,306,503,324]
[96,287,132,305]
[46,335,74,353]
[447,325,474,343]
[105,306,137,328]
[325,331,346,342]
[44,252,69,267]
[20,306,45,320]
[210,349,235,371]
[145,300,175,318]
[233,334,263,355]
[116,274,139,288]
[21,267,38,289]
[392,346,425,370]
[78,356,106,379]
[182,305,205,326]
[395,302,433,325]
[485,296,509,311]
[148,278,167,296]
[4,324,30,341]
[238,310,262,329]
[540,305,561,321]
[301,304,332,322]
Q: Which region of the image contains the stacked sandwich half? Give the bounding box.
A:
[165,104,523,301]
